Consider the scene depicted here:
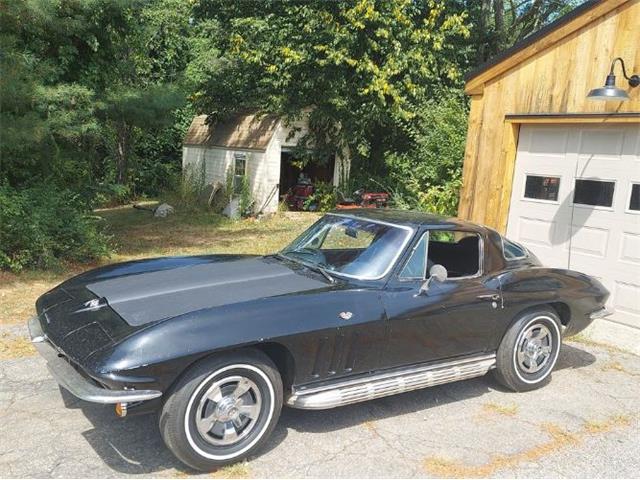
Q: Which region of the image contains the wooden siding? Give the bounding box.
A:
[459,0,640,232]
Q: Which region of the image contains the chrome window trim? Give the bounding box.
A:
[398,231,430,280]
[283,213,416,281]
[397,229,484,282]
[501,236,528,261]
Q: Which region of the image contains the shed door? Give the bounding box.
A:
[506,124,640,329]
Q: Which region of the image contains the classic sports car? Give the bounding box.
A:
[29,210,612,470]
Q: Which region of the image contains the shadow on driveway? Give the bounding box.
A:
[71,343,594,475]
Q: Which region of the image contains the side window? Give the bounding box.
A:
[233,153,247,194]
[503,238,527,260]
[399,233,428,279]
[427,231,481,278]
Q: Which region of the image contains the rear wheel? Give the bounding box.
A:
[159,350,283,471]
[493,309,562,392]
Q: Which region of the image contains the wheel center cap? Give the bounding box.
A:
[215,397,240,422]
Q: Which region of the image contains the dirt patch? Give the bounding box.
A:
[424,414,632,478]
[0,333,35,359]
[481,402,518,417]
[210,461,251,479]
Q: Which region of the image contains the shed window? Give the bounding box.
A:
[524,175,560,201]
[573,179,614,207]
[233,154,247,194]
[629,184,640,212]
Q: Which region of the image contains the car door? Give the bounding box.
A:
[381,229,505,367]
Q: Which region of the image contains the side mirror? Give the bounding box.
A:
[415,264,448,296]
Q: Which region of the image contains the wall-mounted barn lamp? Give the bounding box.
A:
[587,57,639,101]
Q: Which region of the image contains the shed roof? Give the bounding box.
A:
[464,0,627,94]
[183,113,281,151]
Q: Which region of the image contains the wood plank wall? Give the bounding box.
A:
[459,0,640,232]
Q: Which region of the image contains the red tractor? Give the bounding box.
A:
[336,188,390,209]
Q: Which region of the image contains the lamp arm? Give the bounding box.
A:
[610,57,640,87]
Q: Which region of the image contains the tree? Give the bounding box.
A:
[189,0,471,173]
[99,85,185,184]
[449,0,588,64]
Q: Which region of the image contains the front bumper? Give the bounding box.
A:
[28,316,162,404]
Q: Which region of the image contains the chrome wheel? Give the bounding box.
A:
[195,375,262,446]
[516,323,553,374]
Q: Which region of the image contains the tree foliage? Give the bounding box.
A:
[0,0,587,270]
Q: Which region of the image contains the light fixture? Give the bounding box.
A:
[587,57,639,101]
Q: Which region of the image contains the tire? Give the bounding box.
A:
[493,308,562,392]
[159,349,283,471]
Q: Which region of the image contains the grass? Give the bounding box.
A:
[210,461,251,478]
[567,333,631,356]
[482,402,518,417]
[423,415,632,478]
[0,332,35,359]
[0,203,319,327]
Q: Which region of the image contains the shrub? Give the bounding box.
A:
[0,183,111,271]
[384,90,469,216]
[238,175,253,217]
[304,181,337,212]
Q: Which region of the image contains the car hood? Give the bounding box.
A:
[79,255,327,326]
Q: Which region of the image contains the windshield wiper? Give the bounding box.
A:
[277,252,335,283]
[307,264,335,284]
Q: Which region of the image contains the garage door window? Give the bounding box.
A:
[629,184,640,212]
[524,175,560,201]
[573,179,615,207]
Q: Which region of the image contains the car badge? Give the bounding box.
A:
[84,299,101,309]
[338,311,353,320]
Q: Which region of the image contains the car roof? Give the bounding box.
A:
[328,209,488,232]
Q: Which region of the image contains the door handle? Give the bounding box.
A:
[477,294,500,302]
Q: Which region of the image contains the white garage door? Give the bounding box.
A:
[507,124,640,329]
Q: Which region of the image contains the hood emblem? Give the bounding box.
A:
[338,311,353,320]
[83,299,101,309]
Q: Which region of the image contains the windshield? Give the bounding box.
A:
[281,214,413,279]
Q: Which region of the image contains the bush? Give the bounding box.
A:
[384,90,469,216]
[304,181,337,212]
[0,183,111,271]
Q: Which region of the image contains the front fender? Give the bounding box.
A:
[86,287,385,391]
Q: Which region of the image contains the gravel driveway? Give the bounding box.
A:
[1,331,638,479]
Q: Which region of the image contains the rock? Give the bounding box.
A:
[223,197,240,219]
[154,203,175,218]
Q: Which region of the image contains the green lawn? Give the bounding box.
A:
[0,204,319,327]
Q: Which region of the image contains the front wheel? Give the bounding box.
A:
[159,349,283,471]
[493,309,562,392]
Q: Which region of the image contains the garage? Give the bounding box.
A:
[506,124,640,328]
[458,0,640,351]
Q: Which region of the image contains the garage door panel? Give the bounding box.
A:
[620,232,640,264]
[613,281,640,327]
[508,124,640,328]
[569,225,609,258]
[528,128,569,155]
[578,129,625,158]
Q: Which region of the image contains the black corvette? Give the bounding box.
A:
[29,209,611,470]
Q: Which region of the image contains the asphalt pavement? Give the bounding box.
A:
[1,331,639,478]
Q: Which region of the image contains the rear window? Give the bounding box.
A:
[502,238,528,260]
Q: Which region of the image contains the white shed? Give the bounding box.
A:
[182,112,350,214]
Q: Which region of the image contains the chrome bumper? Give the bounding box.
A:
[28,316,162,404]
[589,306,615,320]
